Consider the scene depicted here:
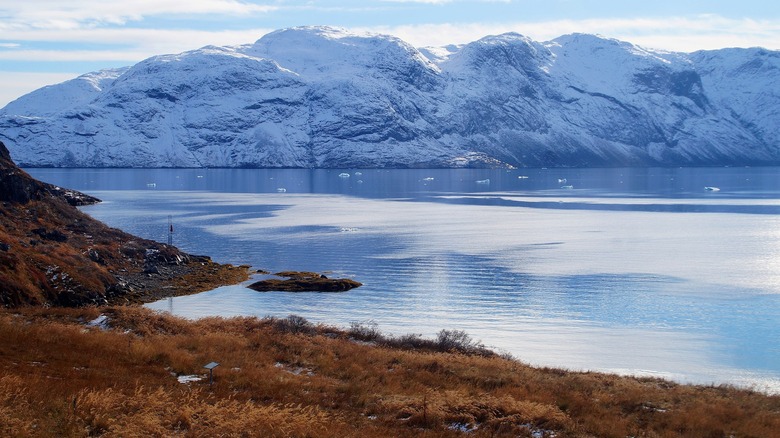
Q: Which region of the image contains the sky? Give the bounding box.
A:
[1,0,779,108]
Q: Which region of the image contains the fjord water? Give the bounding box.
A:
[28,167,780,392]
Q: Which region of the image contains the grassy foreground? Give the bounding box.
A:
[1,307,778,437]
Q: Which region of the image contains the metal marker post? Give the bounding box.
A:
[203,362,219,386]
[167,215,173,246]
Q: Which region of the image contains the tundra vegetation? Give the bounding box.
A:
[1,307,778,437]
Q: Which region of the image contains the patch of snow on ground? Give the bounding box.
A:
[274,362,315,376]
[448,422,478,433]
[86,314,109,330]
[177,374,204,384]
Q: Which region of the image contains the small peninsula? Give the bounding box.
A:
[0,140,248,307]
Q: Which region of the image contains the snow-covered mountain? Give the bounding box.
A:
[1,26,778,168]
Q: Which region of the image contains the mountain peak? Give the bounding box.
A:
[255,25,357,43]
[550,32,670,59]
[477,32,535,44]
[244,25,438,80]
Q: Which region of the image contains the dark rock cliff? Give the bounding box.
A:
[0,141,100,206]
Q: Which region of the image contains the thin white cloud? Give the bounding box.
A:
[381,0,454,3]
[0,28,274,62]
[381,0,509,3]
[0,1,276,30]
[362,15,780,52]
[0,49,159,63]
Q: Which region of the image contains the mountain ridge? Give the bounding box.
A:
[1,26,778,168]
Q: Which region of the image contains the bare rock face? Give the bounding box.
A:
[0,140,45,204]
[1,27,778,168]
[0,141,100,206]
[0,140,10,161]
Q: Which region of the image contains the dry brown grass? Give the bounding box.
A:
[1,307,778,437]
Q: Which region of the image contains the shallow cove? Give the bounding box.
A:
[26,166,780,393]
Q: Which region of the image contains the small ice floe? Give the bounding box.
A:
[146,183,156,188]
[177,374,203,384]
[558,178,567,184]
[475,179,490,185]
[422,177,435,181]
[276,187,287,193]
[338,172,350,178]
[517,175,529,179]
[704,186,720,192]
[354,171,363,176]
[340,227,359,232]
[560,185,574,189]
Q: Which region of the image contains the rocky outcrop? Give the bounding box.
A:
[248,271,362,292]
[0,140,247,307]
[0,141,100,206]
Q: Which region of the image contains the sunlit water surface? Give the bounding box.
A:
[28,167,780,393]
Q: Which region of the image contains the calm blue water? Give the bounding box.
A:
[27,167,780,392]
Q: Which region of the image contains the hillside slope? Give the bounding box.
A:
[0,140,246,307]
[2,307,779,436]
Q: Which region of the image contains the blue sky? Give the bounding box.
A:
[1,0,779,107]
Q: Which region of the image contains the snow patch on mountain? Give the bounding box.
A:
[1,26,778,168]
[2,68,129,118]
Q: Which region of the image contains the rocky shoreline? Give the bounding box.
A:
[106,254,250,305]
[0,139,249,307]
